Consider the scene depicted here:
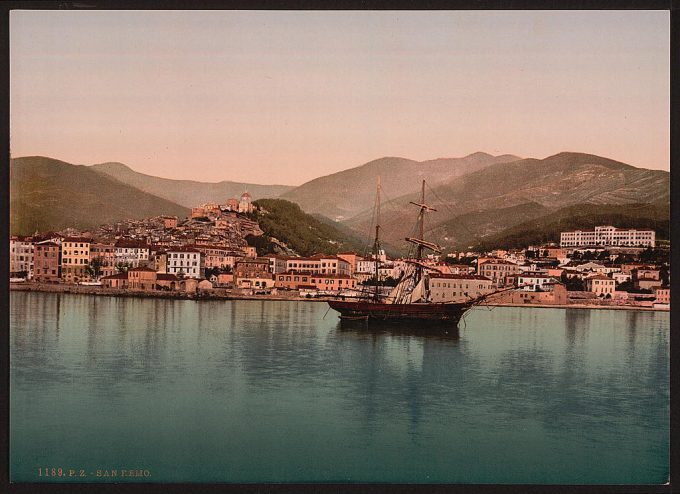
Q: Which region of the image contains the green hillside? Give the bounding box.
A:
[251,199,368,257]
[11,156,191,235]
[474,203,670,251]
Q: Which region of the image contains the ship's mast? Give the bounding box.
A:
[417,180,425,261]
[372,177,382,302]
[406,180,439,284]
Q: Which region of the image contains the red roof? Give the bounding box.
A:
[101,273,127,280]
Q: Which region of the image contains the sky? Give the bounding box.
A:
[10,10,670,186]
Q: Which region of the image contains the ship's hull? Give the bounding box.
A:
[327,300,472,325]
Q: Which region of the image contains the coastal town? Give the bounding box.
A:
[9,192,670,311]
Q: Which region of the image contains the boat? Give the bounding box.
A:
[327,179,491,326]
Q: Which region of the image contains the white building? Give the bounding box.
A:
[560,225,655,248]
[114,239,150,268]
[167,247,203,278]
[9,236,34,279]
[517,274,560,291]
[238,192,254,213]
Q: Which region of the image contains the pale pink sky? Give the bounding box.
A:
[10,10,669,185]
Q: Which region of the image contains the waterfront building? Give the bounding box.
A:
[517,273,560,291]
[215,273,234,287]
[285,255,352,276]
[235,275,274,290]
[9,236,34,279]
[654,287,670,304]
[506,283,568,305]
[274,272,357,292]
[560,225,655,248]
[156,273,179,291]
[100,272,128,289]
[33,241,61,282]
[61,237,91,283]
[127,267,158,291]
[166,246,203,278]
[428,274,494,303]
[585,275,616,297]
[478,259,519,286]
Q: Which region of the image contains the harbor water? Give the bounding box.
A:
[10,291,669,483]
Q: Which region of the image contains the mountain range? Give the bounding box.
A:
[90,162,294,207]
[343,152,669,251]
[10,156,191,235]
[280,152,522,220]
[10,152,669,256]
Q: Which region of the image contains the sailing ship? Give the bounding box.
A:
[327,179,492,325]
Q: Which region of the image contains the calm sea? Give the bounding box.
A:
[10,291,669,484]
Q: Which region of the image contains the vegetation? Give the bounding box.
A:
[251,199,367,257]
[86,258,104,279]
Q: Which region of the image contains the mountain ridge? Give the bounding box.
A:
[342,152,669,252]
[10,156,191,235]
[280,152,523,219]
[90,161,295,208]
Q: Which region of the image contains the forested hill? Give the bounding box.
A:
[249,199,368,257]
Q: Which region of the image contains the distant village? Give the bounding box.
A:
[9,192,670,310]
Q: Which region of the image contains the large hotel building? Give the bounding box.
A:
[560,225,655,248]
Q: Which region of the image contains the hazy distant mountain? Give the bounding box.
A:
[280,152,522,220]
[90,162,294,208]
[343,152,670,252]
[10,156,190,235]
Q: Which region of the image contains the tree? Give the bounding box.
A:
[116,262,131,273]
[87,257,104,279]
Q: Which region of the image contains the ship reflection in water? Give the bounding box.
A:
[10,292,669,484]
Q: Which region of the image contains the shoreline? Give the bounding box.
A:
[9,282,668,312]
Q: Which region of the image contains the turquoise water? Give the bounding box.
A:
[10,292,669,483]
